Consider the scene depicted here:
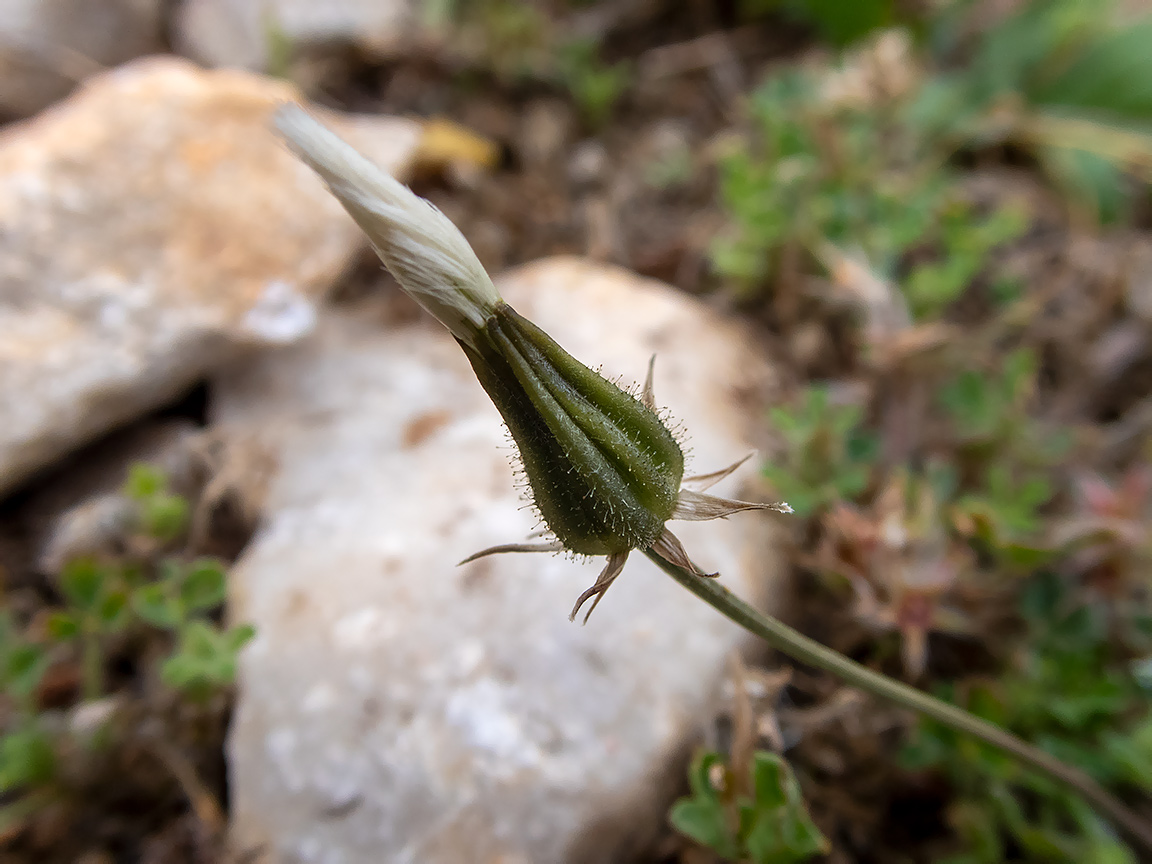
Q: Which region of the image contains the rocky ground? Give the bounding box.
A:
[2,1,1151,863]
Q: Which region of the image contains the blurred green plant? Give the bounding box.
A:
[763,386,876,518]
[0,462,255,833]
[556,38,629,129]
[741,0,896,46]
[132,557,255,701]
[712,65,1025,313]
[670,749,829,863]
[954,465,1054,568]
[939,348,1072,473]
[124,462,190,543]
[904,204,1027,320]
[0,612,55,827]
[903,573,1152,863]
[46,558,129,700]
[925,0,1152,222]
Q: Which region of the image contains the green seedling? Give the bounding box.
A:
[712,64,1026,320]
[1,462,257,841]
[940,348,1035,445]
[123,462,189,543]
[131,557,253,700]
[954,464,1054,567]
[132,558,228,631]
[939,348,1070,472]
[160,620,255,703]
[903,573,1152,863]
[46,558,129,700]
[0,611,48,714]
[670,750,828,863]
[763,386,875,517]
[905,204,1027,321]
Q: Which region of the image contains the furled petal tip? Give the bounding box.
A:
[272,103,501,348]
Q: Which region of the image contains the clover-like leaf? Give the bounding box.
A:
[669,751,740,859]
[132,583,182,630]
[160,620,254,698]
[180,559,228,613]
[742,752,829,864]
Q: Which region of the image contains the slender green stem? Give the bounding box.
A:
[645,549,1152,854]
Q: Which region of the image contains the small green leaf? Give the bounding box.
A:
[141,494,189,542]
[180,620,219,658]
[59,558,106,612]
[742,752,828,864]
[160,653,204,691]
[670,750,738,856]
[224,624,257,653]
[132,584,182,630]
[180,559,228,613]
[0,728,56,793]
[4,644,48,699]
[45,612,80,642]
[670,797,739,860]
[97,590,129,631]
[160,619,252,697]
[123,462,166,500]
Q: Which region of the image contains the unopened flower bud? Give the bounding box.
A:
[464,303,684,556]
[274,105,790,623]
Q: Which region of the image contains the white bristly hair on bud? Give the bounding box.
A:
[273,103,502,348]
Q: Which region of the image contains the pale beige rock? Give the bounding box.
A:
[175,0,417,71]
[220,257,785,864]
[0,0,164,117]
[0,56,422,495]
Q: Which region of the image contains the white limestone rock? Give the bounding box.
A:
[175,0,417,71]
[219,257,786,864]
[0,57,421,495]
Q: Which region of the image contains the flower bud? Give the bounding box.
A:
[463,303,685,556]
[274,105,790,622]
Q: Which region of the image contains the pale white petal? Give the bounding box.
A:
[274,104,501,348]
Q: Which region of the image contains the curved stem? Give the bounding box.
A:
[644,549,1152,854]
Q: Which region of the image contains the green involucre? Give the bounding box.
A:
[461,302,684,556]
